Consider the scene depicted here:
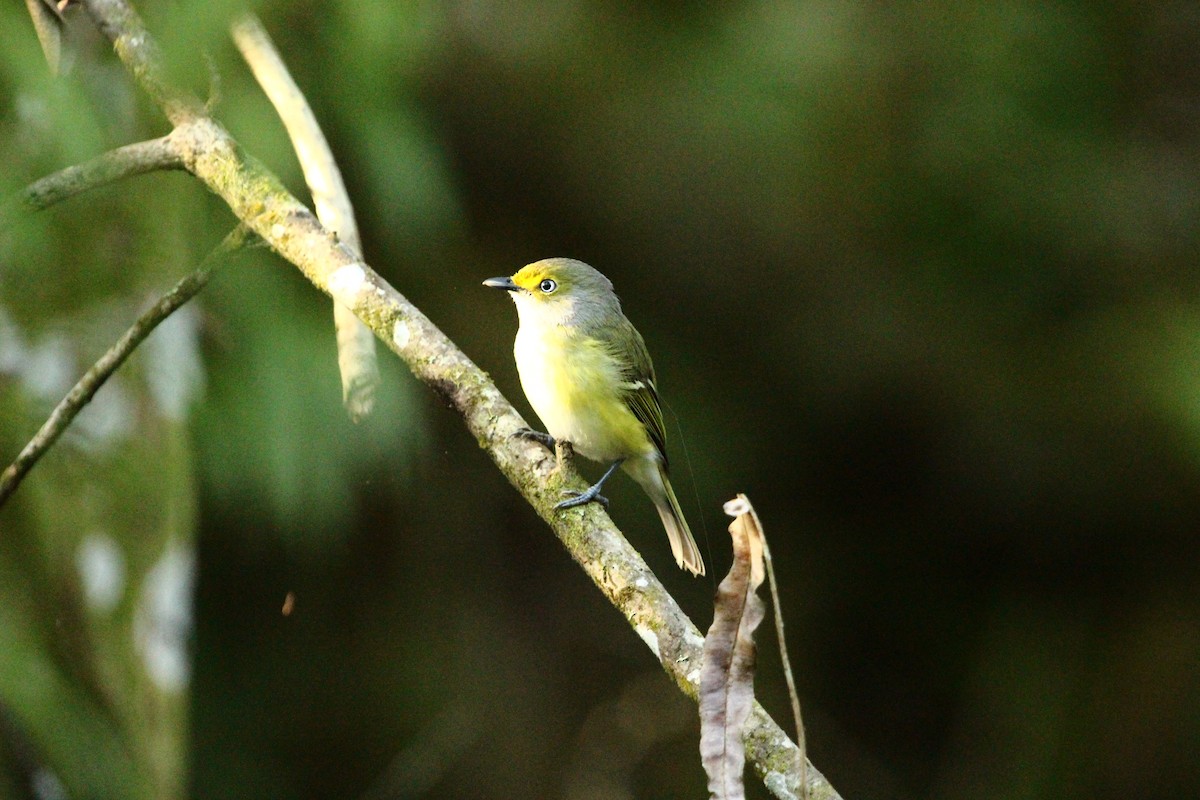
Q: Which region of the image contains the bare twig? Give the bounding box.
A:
[231,13,379,421]
[75,3,840,796]
[23,0,64,74]
[767,540,807,797]
[0,136,182,224]
[0,226,250,508]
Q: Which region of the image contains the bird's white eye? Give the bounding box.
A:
[538,279,558,293]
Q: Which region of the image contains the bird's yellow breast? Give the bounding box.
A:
[514,324,653,463]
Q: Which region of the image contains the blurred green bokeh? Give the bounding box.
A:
[2,1,1199,799]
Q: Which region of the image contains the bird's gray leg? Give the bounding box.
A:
[515,427,556,451]
[556,459,624,511]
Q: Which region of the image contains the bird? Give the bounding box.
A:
[484,257,704,576]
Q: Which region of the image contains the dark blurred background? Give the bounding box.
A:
[2,1,1199,798]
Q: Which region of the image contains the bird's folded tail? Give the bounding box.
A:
[653,468,705,577]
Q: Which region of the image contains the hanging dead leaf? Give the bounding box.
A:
[699,495,767,800]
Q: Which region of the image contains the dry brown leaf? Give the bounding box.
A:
[699,496,767,800]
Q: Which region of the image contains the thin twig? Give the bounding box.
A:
[0,226,250,508]
[764,535,808,798]
[0,136,182,225]
[23,0,64,74]
[231,13,378,421]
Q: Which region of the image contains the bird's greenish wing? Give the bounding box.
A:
[610,319,669,468]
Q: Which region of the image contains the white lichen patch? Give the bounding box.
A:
[144,303,204,420]
[392,319,410,349]
[134,542,196,692]
[75,532,126,613]
[30,768,66,800]
[72,378,135,452]
[328,262,367,306]
[270,223,286,240]
[687,668,701,685]
[0,303,28,374]
[635,577,649,588]
[634,623,661,660]
[20,332,75,401]
[15,93,52,134]
[763,771,797,799]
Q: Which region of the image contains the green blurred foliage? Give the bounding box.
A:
[2,1,1200,799]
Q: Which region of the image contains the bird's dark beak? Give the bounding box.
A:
[482,276,518,292]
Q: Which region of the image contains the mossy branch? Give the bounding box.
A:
[0,136,182,225]
[72,2,841,797]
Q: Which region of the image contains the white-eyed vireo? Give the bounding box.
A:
[484,258,705,576]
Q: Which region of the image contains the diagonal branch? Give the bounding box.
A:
[0,136,182,224]
[77,2,840,797]
[0,226,250,508]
